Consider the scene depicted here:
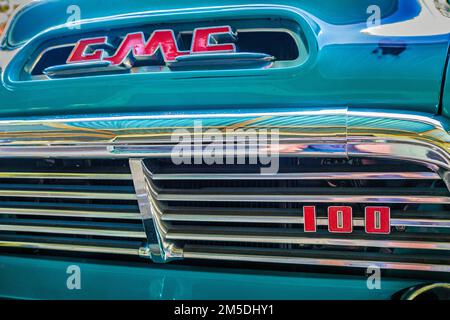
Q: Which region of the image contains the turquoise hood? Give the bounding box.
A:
[0,0,449,116]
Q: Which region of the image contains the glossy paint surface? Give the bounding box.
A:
[443,52,450,117]
[0,254,425,299]
[0,0,448,116]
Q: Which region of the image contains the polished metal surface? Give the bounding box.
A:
[0,240,143,256]
[0,108,448,176]
[401,283,450,300]
[43,61,128,79]
[150,171,441,180]
[167,229,450,251]
[0,172,132,180]
[129,158,183,262]
[0,207,141,220]
[0,224,146,238]
[183,246,450,272]
[125,156,450,270]
[156,193,450,204]
[0,160,147,258]
[168,52,275,71]
[0,189,137,200]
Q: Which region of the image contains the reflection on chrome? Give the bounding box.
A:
[0,107,449,173]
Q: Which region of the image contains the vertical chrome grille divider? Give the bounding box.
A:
[129,158,183,262]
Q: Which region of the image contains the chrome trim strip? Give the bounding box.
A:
[157,193,450,204]
[168,231,450,250]
[183,248,450,272]
[0,224,147,238]
[129,159,183,262]
[0,240,142,256]
[43,61,128,78]
[0,172,132,180]
[151,172,440,180]
[0,189,136,200]
[0,207,141,220]
[130,159,156,221]
[168,52,275,71]
[391,218,450,228]
[0,143,347,158]
[402,283,450,300]
[0,108,446,174]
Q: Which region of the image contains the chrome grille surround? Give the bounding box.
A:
[0,107,448,273]
[134,157,450,272]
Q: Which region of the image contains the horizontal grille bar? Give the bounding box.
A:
[0,172,132,180]
[0,223,146,238]
[168,228,450,250]
[0,189,136,200]
[0,207,141,220]
[183,245,450,272]
[157,193,450,204]
[151,172,440,180]
[0,240,141,255]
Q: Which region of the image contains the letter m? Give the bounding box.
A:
[104,33,147,66]
[143,30,187,62]
[106,30,187,65]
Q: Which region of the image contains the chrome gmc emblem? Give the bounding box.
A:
[67,26,237,66]
[304,206,391,234]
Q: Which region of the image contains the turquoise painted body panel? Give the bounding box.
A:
[0,0,449,116]
[0,254,424,300]
[443,52,450,117]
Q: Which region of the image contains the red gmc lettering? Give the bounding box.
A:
[143,30,188,62]
[103,32,147,65]
[67,26,236,65]
[104,30,189,65]
[66,37,107,63]
[191,26,235,53]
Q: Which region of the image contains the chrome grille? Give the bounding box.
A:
[144,157,450,272]
[0,156,449,273]
[0,159,146,256]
